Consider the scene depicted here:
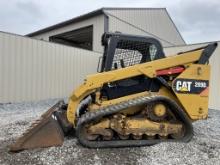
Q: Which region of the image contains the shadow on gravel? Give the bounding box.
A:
[1,136,144,165]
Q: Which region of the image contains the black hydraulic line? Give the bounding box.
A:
[156,77,172,90]
[198,43,218,64]
[177,43,218,64]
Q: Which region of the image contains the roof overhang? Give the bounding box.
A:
[26,7,167,37]
[26,8,105,37]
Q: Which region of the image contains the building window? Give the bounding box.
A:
[49,25,93,50]
[149,44,157,61]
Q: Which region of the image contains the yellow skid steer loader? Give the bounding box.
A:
[10,32,217,151]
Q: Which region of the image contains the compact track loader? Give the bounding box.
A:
[10,32,217,151]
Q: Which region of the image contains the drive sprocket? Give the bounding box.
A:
[145,102,168,122]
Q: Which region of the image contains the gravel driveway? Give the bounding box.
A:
[0,99,220,165]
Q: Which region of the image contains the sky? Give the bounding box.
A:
[0,0,219,44]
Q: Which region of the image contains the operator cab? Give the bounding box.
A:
[98,32,165,100]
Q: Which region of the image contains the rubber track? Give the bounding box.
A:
[76,95,193,148]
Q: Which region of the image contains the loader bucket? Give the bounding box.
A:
[10,101,66,152]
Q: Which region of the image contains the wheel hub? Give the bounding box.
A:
[153,103,166,117]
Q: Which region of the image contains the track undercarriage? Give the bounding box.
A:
[76,95,193,148]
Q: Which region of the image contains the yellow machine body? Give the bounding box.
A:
[67,49,210,125]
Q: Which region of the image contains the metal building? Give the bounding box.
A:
[27,8,185,52]
[0,31,100,103]
[0,8,219,110]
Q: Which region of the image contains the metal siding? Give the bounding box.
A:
[164,42,220,110]
[32,15,105,53]
[0,32,100,103]
[107,15,171,47]
[1,32,219,110]
[105,9,185,47]
[29,9,185,53]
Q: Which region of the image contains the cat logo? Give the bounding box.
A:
[176,81,192,92]
[173,78,209,94]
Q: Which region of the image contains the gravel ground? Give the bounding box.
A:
[0,99,220,165]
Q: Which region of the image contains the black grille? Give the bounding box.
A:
[112,40,150,69]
